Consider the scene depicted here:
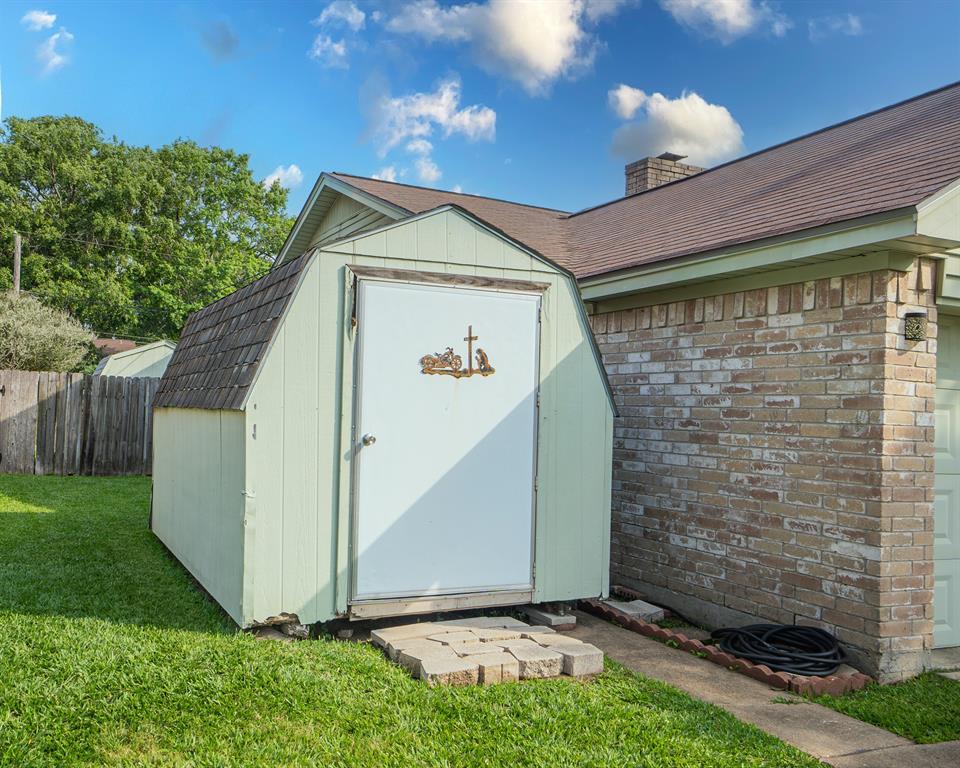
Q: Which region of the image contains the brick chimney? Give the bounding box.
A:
[625,152,704,195]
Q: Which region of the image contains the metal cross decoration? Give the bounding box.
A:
[463,325,478,375]
[419,325,496,378]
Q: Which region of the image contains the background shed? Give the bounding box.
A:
[94,339,176,378]
[152,206,614,627]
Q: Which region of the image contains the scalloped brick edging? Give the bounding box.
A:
[580,597,873,697]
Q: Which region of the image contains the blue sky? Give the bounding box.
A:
[2,1,959,214]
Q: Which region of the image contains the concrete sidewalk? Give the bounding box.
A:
[570,610,960,767]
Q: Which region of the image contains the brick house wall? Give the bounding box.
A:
[589,260,938,681]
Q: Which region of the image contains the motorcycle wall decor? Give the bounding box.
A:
[419,325,496,378]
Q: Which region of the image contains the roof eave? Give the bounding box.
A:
[105,339,176,362]
[579,207,926,304]
[275,173,412,267]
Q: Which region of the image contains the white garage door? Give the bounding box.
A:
[935,314,960,648]
[352,279,540,601]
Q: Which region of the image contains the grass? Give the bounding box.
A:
[0,474,823,767]
[655,616,694,630]
[812,673,960,744]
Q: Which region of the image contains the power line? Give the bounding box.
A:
[20,231,275,266]
[91,330,166,343]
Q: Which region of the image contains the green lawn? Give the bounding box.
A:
[813,673,960,744]
[0,475,822,767]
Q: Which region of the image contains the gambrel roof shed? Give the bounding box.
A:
[153,205,615,628]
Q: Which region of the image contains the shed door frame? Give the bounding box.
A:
[346,267,545,606]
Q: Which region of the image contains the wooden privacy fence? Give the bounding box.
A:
[0,370,161,476]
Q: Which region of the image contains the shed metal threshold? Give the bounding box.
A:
[348,589,534,620]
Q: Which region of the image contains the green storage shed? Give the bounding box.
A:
[152,197,614,627]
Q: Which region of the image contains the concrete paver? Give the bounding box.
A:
[603,598,665,622]
[377,617,595,685]
[509,644,563,679]
[553,643,604,676]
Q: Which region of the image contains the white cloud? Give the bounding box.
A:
[308,35,348,68]
[608,84,647,119]
[313,1,366,32]
[584,0,632,22]
[372,166,400,182]
[415,156,442,183]
[370,76,496,156]
[37,28,73,74]
[452,184,463,193]
[21,10,56,31]
[808,13,862,41]
[364,76,494,190]
[659,0,791,43]
[263,164,304,189]
[386,0,630,95]
[309,2,365,67]
[610,89,744,167]
[406,138,434,155]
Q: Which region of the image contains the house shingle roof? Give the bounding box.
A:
[568,81,960,278]
[154,252,311,409]
[334,82,960,279]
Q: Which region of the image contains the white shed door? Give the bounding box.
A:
[353,279,539,600]
[935,315,960,647]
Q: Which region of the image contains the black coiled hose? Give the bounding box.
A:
[710,624,848,676]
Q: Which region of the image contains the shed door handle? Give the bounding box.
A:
[361,434,377,447]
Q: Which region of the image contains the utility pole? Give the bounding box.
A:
[12,232,20,294]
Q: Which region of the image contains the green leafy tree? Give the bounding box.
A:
[0,116,293,339]
[0,291,94,372]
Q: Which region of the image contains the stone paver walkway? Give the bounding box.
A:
[371,615,603,685]
[570,610,960,768]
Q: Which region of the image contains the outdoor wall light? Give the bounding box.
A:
[904,311,928,342]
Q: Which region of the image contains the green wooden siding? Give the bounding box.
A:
[243,208,613,625]
[939,252,960,314]
[151,408,246,624]
[98,341,175,378]
[306,193,393,251]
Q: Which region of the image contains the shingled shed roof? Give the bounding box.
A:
[154,252,311,410]
[330,173,575,271]
[324,82,960,279]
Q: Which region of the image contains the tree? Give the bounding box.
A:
[0,116,293,339]
[0,291,94,372]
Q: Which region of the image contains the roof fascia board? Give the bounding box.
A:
[275,174,328,265]
[105,339,175,361]
[320,204,618,416]
[321,174,413,220]
[275,174,411,266]
[579,209,918,302]
[588,251,914,314]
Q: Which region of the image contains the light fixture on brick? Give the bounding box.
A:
[904,311,928,341]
